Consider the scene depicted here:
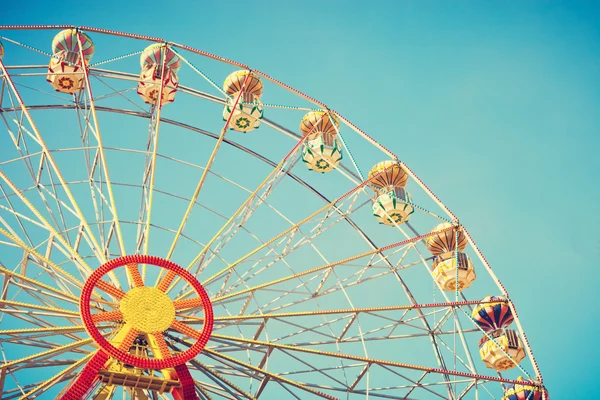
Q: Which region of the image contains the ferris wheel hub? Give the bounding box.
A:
[120,286,175,333]
[80,254,214,370]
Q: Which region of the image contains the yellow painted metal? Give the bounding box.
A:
[194,359,256,400]
[0,264,81,300]
[98,368,179,395]
[181,141,301,280]
[120,287,175,333]
[76,34,127,265]
[147,333,178,381]
[0,299,80,316]
[141,46,169,281]
[95,325,146,396]
[0,226,83,289]
[0,60,111,274]
[0,325,86,336]
[93,384,116,400]
[0,259,112,308]
[97,326,182,395]
[209,243,395,304]
[1,338,94,370]
[198,190,367,288]
[131,389,151,399]
[179,225,453,302]
[157,72,252,291]
[17,353,93,399]
[204,348,327,399]
[211,333,535,385]
[210,303,463,321]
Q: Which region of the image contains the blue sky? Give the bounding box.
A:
[3,0,600,398]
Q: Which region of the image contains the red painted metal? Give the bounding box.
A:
[80,255,214,370]
[172,364,199,400]
[60,351,109,400]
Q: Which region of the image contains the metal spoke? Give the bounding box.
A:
[0,60,110,270]
[208,232,434,305]
[0,173,95,283]
[0,264,80,301]
[203,348,337,400]
[188,359,256,400]
[210,334,540,389]
[125,263,144,287]
[76,33,127,260]
[157,71,251,289]
[196,168,402,290]
[0,325,87,337]
[140,46,169,263]
[95,280,126,300]
[16,352,92,400]
[1,338,94,370]
[91,310,123,323]
[0,299,80,317]
[205,300,498,322]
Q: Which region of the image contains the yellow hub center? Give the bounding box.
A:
[119,287,175,333]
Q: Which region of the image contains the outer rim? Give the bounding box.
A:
[80,254,214,369]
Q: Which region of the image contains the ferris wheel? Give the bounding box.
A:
[0,25,548,399]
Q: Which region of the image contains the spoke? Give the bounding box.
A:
[1,337,94,370]
[197,167,402,289]
[173,140,309,294]
[125,263,144,287]
[16,352,93,400]
[0,59,109,269]
[140,46,169,262]
[207,300,496,321]
[208,232,433,305]
[208,192,366,299]
[173,297,204,310]
[116,325,140,350]
[211,334,540,388]
[0,325,86,336]
[76,33,127,259]
[149,332,170,358]
[203,347,336,400]
[95,280,126,300]
[157,71,252,289]
[0,174,94,283]
[188,358,255,400]
[0,243,112,306]
[72,99,109,263]
[0,264,80,301]
[0,299,79,317]
[0,99,73,251]
[134,116,157,259]
[196,385,214,400]
[91,309,123,323]
[170,319,202,339]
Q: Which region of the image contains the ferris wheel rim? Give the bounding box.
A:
[80,254,214,370]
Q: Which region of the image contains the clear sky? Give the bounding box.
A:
[3,0,600,398]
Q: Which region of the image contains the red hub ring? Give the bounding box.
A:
[80,254,213,370]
